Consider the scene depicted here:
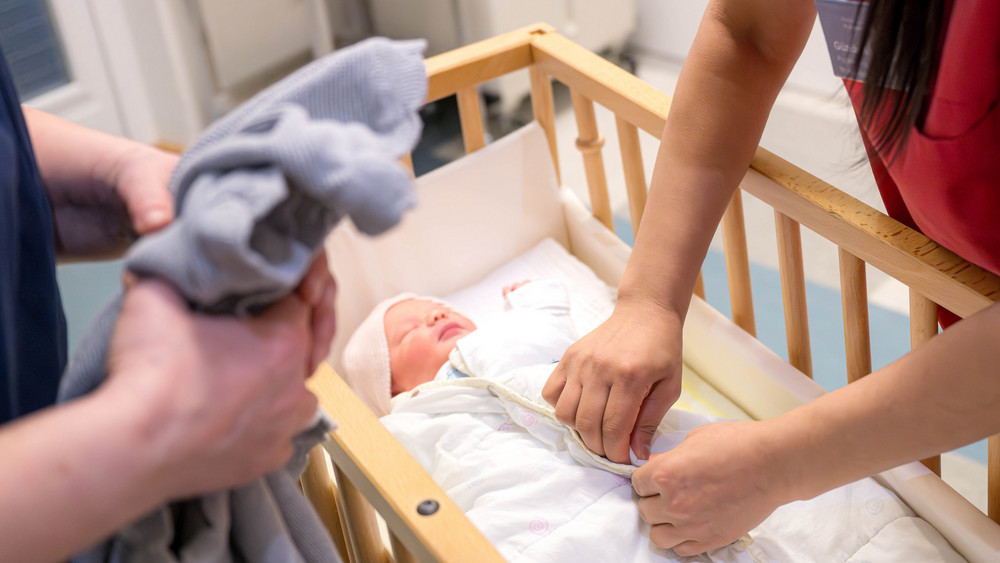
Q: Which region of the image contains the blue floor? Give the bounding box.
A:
[611,215,988,465]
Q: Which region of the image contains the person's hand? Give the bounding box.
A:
[103,279,320,499]
[632,420,791,555]
[48,144,178,258]
[542,300,683,463]
[296,251,338,371]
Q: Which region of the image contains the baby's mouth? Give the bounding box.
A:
[438,322,465,341]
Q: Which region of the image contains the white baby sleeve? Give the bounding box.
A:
[457,279,578,380]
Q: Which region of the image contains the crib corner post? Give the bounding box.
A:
[529,65,561,185]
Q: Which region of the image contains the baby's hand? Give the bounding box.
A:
[502,280,532,298]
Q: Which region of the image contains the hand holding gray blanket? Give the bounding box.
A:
[59,37,427,563]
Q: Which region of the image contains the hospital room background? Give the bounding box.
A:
[1,0,986,511]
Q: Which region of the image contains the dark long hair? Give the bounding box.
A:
[854,0,946,157]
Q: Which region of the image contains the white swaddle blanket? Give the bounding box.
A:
[381,281,966,562]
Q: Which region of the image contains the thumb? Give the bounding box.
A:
[117,151,178,235]
[126,186,174,235]
[629,381,678,460]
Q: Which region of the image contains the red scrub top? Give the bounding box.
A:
[842,0,999,325]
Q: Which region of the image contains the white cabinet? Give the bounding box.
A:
[369,0,636,113]
[194,0,321,91]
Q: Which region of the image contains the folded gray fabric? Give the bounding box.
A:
[60,37,427,563]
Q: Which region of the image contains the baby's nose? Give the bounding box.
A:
[427,309,447,324]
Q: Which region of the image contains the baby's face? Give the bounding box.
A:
[384,298,477,394]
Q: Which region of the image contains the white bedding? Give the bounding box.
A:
[381,239,965,562]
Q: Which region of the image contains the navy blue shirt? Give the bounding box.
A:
[1,45,67,423]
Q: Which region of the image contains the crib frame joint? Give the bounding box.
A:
[416,499,440,516]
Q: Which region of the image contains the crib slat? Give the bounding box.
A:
[301,447,351,561]
[775,212,812,377]
[570,90,613,231]
[335,465,391,563]
[456,85,486,154]
[909,291,938,346]
[694,271,706,300]
[390,532,419,563]
[990,435,1000,524]
[529,65,561,184]
[721,190,756,336]
[614,116,646,238]
[909,291,942,475]
[839,249,871,383]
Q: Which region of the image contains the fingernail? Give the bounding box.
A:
[143,209,169,231]
[641,445,651,460]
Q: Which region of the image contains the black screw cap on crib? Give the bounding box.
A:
[417,499,440,516]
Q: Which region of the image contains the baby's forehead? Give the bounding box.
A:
[384,297,439,323]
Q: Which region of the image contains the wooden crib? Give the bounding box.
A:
[299,23,1000,562]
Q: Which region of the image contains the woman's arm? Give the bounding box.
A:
[543,0,818,464]
[22,107,177,259]
[633,301,1000,555]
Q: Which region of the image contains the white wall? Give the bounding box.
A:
[631,0,841,97]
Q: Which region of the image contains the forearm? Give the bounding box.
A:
[619,0,815,319]
[770,302,1000,501]
[22,107,156,201]
[0,385,169,562]
[22,107,177,258]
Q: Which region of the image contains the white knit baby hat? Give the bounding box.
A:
[341,292,416,416]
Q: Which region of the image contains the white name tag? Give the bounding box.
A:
[815,0,871,82]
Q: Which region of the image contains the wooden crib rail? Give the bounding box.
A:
[744,150,1000,317]
[306,365,504,563]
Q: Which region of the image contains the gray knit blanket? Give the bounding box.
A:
[59,37,427,563]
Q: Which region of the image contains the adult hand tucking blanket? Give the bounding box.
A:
[58,37,427,563]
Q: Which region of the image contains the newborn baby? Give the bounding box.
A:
[342,279,576,415]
